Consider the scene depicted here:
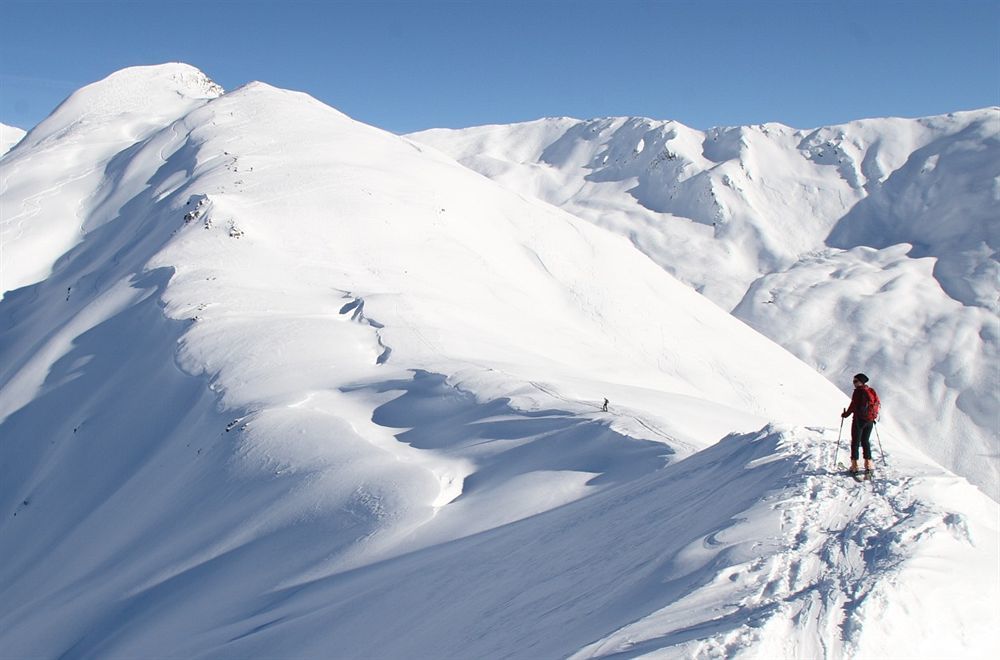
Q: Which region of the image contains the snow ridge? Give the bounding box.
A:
[572,426,997,659]
[411,109,1000,500]
[1,65,997,657]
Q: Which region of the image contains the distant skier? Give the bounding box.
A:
[840,373,880,475]
[602,398,609,412]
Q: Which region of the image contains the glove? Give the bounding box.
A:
[840,410,849,419]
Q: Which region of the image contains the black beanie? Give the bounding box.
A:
[854,373,869,383]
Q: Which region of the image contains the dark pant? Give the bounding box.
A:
[851,417,874,461]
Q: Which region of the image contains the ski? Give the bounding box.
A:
[836,462,865,483]
[835,462,882,493]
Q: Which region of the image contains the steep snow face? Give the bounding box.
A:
[827,114,999,309]
[0,63,222,297]
[0,123,26,157]
[411,110,1000,500]
[1,65,997,658]
[735,245,999,498]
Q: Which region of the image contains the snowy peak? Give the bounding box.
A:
[0,64,854,607]
[19,63,223,149]
[137,78,846,427]
[0,64,223,296]
[1,66,997,658]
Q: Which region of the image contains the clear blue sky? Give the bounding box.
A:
[1,0,997,134]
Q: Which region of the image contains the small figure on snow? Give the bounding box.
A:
[841,373,880,476]
[602,398,609,412]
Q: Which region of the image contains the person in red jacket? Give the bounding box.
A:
[841,373,878,474]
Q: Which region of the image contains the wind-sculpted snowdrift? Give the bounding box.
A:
[0,65,997,657]
[411,110,1000,500]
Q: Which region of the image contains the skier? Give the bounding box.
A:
[602,398,609,412]
[840,373,880,476]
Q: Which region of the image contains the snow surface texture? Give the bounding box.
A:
[411,111,1000,501]
[1,64,998,658]
[0,123,26,158]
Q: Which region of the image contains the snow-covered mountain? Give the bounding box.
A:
[0,123,26,157]
[1,64,997,658]
[411,110,1000,501]
[0,66,223,297]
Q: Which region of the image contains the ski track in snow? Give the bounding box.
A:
[527,378,699,455]
[0,145,100,244]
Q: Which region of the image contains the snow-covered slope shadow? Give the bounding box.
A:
[0,161,346,655]
[197,425,998,660]
[364,369,672,488]
[3,65,996,658]
[335,370,675,551]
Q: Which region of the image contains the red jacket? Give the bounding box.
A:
[845,385,877,421]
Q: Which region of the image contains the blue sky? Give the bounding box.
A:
[1,0,997,134]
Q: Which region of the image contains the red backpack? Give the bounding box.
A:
[860,386,881,422]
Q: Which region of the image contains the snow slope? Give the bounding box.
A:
[411,110,1000,500]
[0,123,26,157]
[1,65,997,657]
[0,64,223,297]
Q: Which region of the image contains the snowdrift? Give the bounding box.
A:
[1,64,997,658]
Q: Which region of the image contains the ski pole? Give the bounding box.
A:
[835,415,844,468]
[874,421,887,467]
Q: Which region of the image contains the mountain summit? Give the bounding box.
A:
[1,65,997,657]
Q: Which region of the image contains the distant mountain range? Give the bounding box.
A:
[1,64,996,658]
[410,108,999,499]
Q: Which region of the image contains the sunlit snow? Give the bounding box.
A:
[412,109,1000,501]
[1,64,997,658]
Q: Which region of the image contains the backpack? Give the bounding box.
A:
[860,386,880,422]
